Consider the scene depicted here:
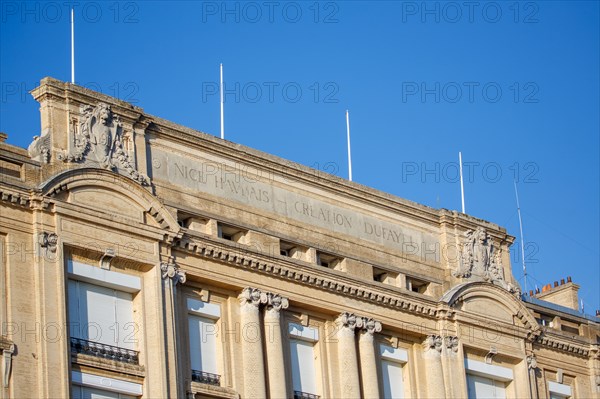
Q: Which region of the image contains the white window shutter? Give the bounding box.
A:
[188,315,218,374]
[382,359,404,398]
[290,339,317,394]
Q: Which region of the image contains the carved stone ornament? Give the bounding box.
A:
[337,312,364,330]
[444,336,459,353]
[3,343,15,388]
[239,287,268,307]
[453,227,521,295]
[39,232,58,253]
[160,261,186,285]
[28,129,51,163]
[56,103,148,185]
[526,354,537,370]
[423,334,443,353]
[361,317,383,335]
[266,293,289,312]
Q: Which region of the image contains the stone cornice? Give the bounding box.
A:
[175,235,442,319]
[535,331,592,357]
[0,187,31,208]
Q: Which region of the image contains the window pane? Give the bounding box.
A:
[290,339,317,394]
[188,315,218,374]
[115,290,134,349]
[382,359,404,398]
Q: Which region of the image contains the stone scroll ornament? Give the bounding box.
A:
[453,227,521,297]
[56,103,148,185]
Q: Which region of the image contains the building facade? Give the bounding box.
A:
[0,77,598,398]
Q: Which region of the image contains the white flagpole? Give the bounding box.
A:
[459,151,465,213]
[514,180,527,293]
[346,110,352,181]
[220,63,224,139]
[71,8,75,84]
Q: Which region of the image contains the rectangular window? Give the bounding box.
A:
[380,344,408,398]
[466,374,507,399]
[548,381,572,399]
[289,323,319,397]
[68,280,134,349]
[188,298,221,386]
[72,386,136,399]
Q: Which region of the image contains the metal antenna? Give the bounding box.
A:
[220,63,224,139]
[459,152,465,213]
[346,110,352,181]
[514,180,527,293]
[71,8,75,84]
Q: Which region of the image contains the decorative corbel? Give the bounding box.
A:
[160,261,186,285]
[485,346,498,364]
[3,343,15,388]
[526,353,537,370]
[99,248,116,270]
[39,232,58,254]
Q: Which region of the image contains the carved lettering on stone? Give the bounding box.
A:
[56,103,148,185]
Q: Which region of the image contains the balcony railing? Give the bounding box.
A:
[191,369,221,386]
[294,391,320,399]
[70,337,139,364]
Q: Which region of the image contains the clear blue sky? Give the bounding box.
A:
[1,1,598,312]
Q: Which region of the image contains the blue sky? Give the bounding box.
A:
[1,1,598,312]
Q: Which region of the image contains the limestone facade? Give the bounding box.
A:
[0,77,598,398]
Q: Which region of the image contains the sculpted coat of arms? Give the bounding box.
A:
[56,103,148,185]
[453,227,521,296]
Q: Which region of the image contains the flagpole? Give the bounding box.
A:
[514,180,527,293]
[459,151,465,213]
[71,8,75,84]
[220,63,224,139]
[346,110,352,181]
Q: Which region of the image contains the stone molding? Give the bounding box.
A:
[0,189,30,207]
[176,237,441,320]
[535,334,590,357]
[160,261,186,285]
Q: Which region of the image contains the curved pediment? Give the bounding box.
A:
[441,282,541,334]
[40,168,180,233]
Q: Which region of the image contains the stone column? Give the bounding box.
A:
[264,293,289,399]
[358,317,382,399]
[337,312,362,399]
[238,287,268,398]
[441,335,465,398]
[422,335,445,398]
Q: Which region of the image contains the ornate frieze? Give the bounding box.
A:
[56,103,147,185]
[160,261,186,285]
